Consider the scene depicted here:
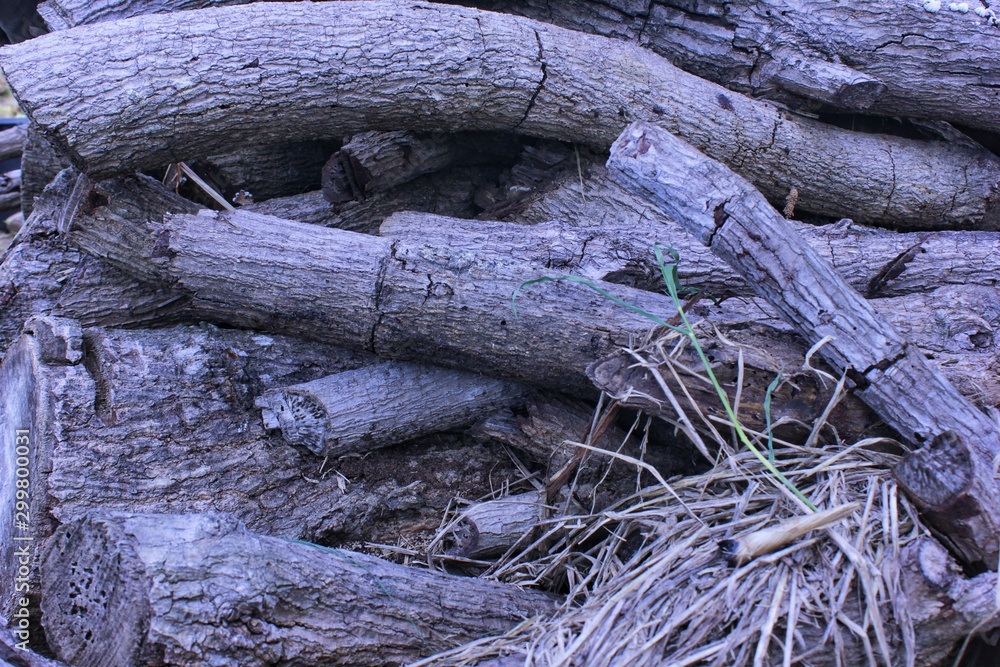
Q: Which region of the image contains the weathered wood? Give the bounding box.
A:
[0,124,25,161]
[322,130,521,204]
[36,0,255,29]
[256,360,530,457]
[6,2,1000,228]
[462,0,1000,132]
[0,170,21,211]
[18,126,71,219]
[504,162,1000,299]
[41,512,557,667]
[381,212,1000,411]
[609,120,1000,568]
[452,491,544,559]
[0,626,68,667]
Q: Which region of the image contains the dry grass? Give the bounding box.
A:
[412,327,936,667]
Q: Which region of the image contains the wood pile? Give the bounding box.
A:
[1,1,999,665]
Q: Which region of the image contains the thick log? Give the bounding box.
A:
[322,130,521,204]
[381,212,1000,410]
[41,512,557,667]
[504,162,1000,299]
[609,120,1000,568]
[18,126,71,219]
[256,360,530,457]
[5,2,999,228]
[462,0,1000,131]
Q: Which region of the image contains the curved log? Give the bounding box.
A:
[4,1,999,228]
[41,512,557,667]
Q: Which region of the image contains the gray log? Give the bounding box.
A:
[380,212,1000,412]
[322,130,521,204]
[18,125,71,219]
[464,0,1000,132]
[608,120,1000,568]
[40,512,557,667]
[5,1,999,228]
[256,360,530,457]
[0,170,21,211]
[37,0,263,29]
[0,124,25,161]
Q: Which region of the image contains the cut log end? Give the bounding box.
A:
[40,516,150,667]
[893,431,999,568]
[255,390,327,454]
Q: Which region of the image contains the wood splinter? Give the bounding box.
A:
[719,503,860,567]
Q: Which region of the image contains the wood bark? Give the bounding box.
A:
[322,130,521,204]
[0,170,20,212]
[256,360,530,457]
[18,126,71,219]
[461,0,1000,132]
[36,0,260,29]
[40,512,557,667]
[5,2,1000,229]
[608,120,1000,569]
[0,124,25,162]
[450,490,544,559]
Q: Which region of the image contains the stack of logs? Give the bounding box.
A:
[1,1,1000,665]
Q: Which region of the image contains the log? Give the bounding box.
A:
[503,162,1000,299]
[0,625,68,667]
[63,175,1000,439]
[18,126,71,219]
[467,0,1000,132]
[0,124,26,162]
[322,130,521,204]
[381,212,1000,410]
[256,360,530,457]
[5,2,1000,229]
[0,315,537,625]
[36,0,256,29]
[448,490,544,559]
[608,120,1000,568]
[40,512,557,667]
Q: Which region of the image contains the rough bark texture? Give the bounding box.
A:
[460,0,1000,132]
[609,120,1000,569]
[0,124,25,162]
[5,1,1000,229]
[256,360,530,457]
[455,490,544,559]
[65,181,679,395]
[381,212,1000,412]
[18,126,71,219]
[36,0,259,29]
[0,315,536,631]
[41,512,557,667]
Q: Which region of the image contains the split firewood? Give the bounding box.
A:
[608,120,1000,568]
[40,512,558,667]
[256,361,530,457]
[5,2,1000,228]
[322,130,521,205]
